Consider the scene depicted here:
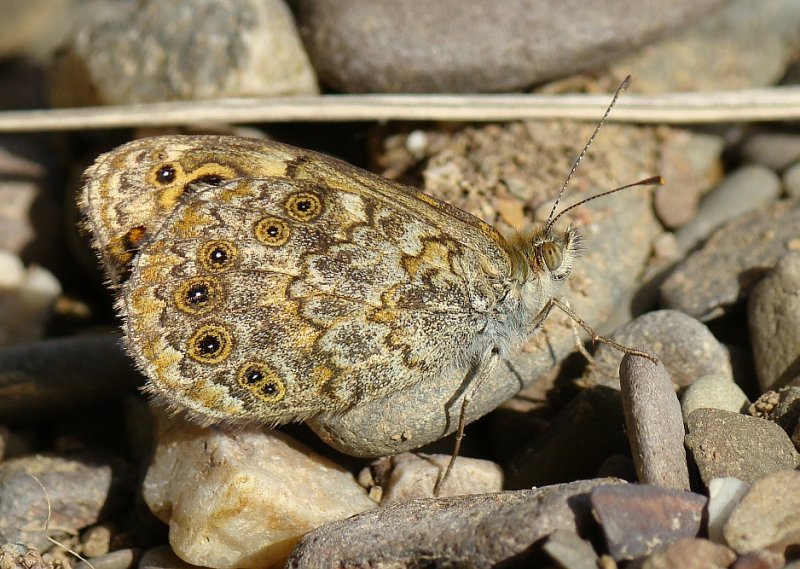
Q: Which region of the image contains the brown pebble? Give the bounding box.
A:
[635,537,736,569]
[619,352,690,490]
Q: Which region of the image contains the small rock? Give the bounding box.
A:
[0,451,134,550]
[749,386,800,439]
[741,132,800,173]
[685,408,800,486]
[590,484,706,561]
[681,375,751,421]
[731,549,785,569]
[0,259,62,347]
[660,199,800,320]
[296,0,724,93]
[748,252,800,391]
[137,546,198,569]
[619,353,689,490]
[675,165,781,253]
[287,478,626,568]
[362,453,503,505]
[707,477,750,545]
[80,524,113,558]
[142,419,376,569]
[74,549,139,569]
[635,538,736,569]
[724,470,800,554]
[591,310,733,389]
[783,160,800,198]
[542,530,599,569]
[505,386,630,489]
[52,0,318,106]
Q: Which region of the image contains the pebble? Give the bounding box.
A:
[542,530,600,569]
[749,386,800,439]
[310,122,670,457]
[660,199,800,320]
[599,0,800,93]
[590,484,706,561]
[80,523,113,557]
[684,408,800,486]
[296,0,721,93]
[0,335,142,423]
[748,252,800,391]
[287,478,626,567]
[137,546,197,569]
[783,160,800,198]
[141,419,377,569]
[51,0,318,106]
[741,132,800,173]
[73,549,139,569]
[619,352,690,490]
[361,453,503,505]
[724,470,800,554]
[634,538,736,569]
[0,450,135,550]
[707,477,751,545]
[731,550,786,569]
[0,259,61,347]
[675,164,781,253]
[590,310,733,389]
[505,386,629,489]
[681,374,751,421]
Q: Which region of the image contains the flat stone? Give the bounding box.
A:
[296,0,724,93]
[685,408,800,486]
[52,0,318,106]
[619,352,690,490]
[590,484,706,561]
[73,549,139,569]
[542,530,600,569]
[660,199,800,321]
[675,165,781,253]
[142,419,377,569]
[591,309,733,389]
[0,450,134,550]
[363,453,503,505]
[636,538,736,569]
[748,252,800,391]
[288,478,626,567]
[310,123,670,457]
[681,374,751,422]
[724,470,800,555]
[707,477,750,545]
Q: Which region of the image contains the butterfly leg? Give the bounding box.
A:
[434,346,501,496]
[549,297,658,364]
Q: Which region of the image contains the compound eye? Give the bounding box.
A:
[541,242,563,271]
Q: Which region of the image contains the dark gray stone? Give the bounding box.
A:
[287,478,626,568]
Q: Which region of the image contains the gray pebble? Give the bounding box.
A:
[52,0,318,106]
[0,335,142,422]
[724,470,800,555]
[542,530,599,569]
[619,352,690,490]
[675,164,781,253]
[660,199,800,320]
[741,132,800,173]
[681,374,751,421]
[783,160,800,198]
[748,252,800,391]
[591,310,733,389]
[590,484,706,561]
[296,0,723,93]
[684,408,800,486]
[287,478,626,567]
[137,546,197,569]
[74,549,140,569]
[0,451,134,550]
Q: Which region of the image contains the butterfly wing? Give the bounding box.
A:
[123,172,513,426]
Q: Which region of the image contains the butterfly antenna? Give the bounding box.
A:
[545,75,632,233]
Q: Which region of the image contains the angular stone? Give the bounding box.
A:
[542,530,599,569]
[748,252,800,391]
[142,420,377,569]
[685,408,800,486]
[619,353,690,490]
[288,478,626,567]
[591,484,706,561]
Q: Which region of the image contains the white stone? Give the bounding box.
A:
[142,420,377,569]
[681,374,750,422]
[707,477,749,545]
[0,250,24,289]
